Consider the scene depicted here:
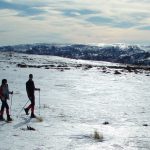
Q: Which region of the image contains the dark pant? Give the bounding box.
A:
[27,95,35,113]
[0,99,9,116]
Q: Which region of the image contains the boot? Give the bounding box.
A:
[7,115,12,122]
[30,113,36,118]
[24,108,29,115]
[0,115,5,121]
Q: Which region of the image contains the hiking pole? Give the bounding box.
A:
[39,90,41,116]
[16,99,29,118]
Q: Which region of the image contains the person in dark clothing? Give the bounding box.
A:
[0,79,13,121]
[24,74,40,118]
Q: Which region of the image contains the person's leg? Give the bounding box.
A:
[30,96,36,118]
[27,104,32,110]
[5,101,9,115]
[1,103,4,114]
[5,101,12,121]
[24,99,32,115]
[0,100,5,120]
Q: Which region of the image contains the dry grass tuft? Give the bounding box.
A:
[36,116,43,122]
[43,104,50,109]
[93,130,103,142]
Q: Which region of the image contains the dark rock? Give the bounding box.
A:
[102,67,107,70]
[102,70,107,73]
[83,64,93,70]
[49,64,55,67]
[17,63,27,68]
[21,126,36,131]
[114,70,121,74]
[134,69,139,74]
[76,64,82,68]
[143,124,148,126]
[27,126,36,130]
[103,121,109,125]
[126,66,132,72]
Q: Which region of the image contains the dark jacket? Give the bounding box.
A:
[0,84,10,100]
[26,80,35,97]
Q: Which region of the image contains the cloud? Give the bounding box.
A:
[0,0,47,17]
[114,21,136,29]
[61,9,98,17]
[86,15,136,29]
[17,8,46,17]
[86,16,113,25]
[0,0,150,45]
[138,26,150,30]
[0,29,8,33]
[30,16,45,21]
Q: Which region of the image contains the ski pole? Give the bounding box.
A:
[16,99,29,117]
[39,90,41,116]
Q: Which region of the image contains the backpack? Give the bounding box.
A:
[0,86,2,98]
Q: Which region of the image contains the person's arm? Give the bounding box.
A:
[26,82,30,97]
[8,85,13,95]
[6,84,13,100]
[7,84,13,94]
[33,81,40,91]
[35,88,40,91]
[0,86,5,100]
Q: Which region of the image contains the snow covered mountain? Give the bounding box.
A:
[0,52,150,150]
[0,43,150,66]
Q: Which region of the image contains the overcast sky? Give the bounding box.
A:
[0,0,150,46]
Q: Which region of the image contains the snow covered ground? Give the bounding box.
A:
[0,52,150,150]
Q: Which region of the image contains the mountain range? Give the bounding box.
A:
[0,43,150,66]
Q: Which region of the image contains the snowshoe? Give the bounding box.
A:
[7,115,13,122]
[30,113,36,118]
[0,116,5,121]
[24,108,29,115]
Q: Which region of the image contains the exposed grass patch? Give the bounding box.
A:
[43,104,50,109]
[93,130,103,142]
[36,116,43,122]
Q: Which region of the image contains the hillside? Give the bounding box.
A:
[0,52,150,150]
[0,43,150,66]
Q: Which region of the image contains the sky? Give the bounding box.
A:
[0,0,150,46]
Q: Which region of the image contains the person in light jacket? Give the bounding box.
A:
[0,79,13,121]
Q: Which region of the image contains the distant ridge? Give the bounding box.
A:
[0,43,150,66]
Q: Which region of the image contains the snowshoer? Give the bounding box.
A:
[0,79,13,121]
[24,74,40,118]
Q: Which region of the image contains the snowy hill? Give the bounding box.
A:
[0,52,150,150]
[0,43,150,66]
